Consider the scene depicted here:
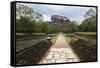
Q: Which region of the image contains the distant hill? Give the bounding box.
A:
[51,15,70,25]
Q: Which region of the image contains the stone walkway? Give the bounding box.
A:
[39,34,80,64]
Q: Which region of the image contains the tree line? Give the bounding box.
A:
[16,4,96,34]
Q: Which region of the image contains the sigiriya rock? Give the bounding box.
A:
[51,15,70,25]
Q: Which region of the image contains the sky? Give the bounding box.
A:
[18,3,95,24]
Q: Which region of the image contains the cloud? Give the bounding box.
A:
[43,14,51,21]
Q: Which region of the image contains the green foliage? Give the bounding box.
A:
[16,4,43,21]
[16,17,35,34]
[84,8,96,18]
[33,21,49,33]
[80,8,96,32]
[16,4,96,34]
[65,21,79,33]
[16,4,44,34]
[80,16,96,32]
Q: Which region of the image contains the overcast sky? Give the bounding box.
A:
[18,3,95,24]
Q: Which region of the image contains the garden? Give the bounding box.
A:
[16,3,97,65]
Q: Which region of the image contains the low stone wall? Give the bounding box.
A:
[16,39,52,65]
[70,37,97,62]
[16,37,47,52]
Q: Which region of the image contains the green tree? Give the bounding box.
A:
[84,8,96,18]
[80,8,96,32]
[65,21,79,33]
[33,21,50,33]
[16,17,35,34]
[80,16,96,32]
[16,4,43,22]
[16,4,44,34]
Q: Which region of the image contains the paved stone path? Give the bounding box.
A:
[39,34,80,64]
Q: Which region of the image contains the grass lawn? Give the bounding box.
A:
[64,36,72,44]
[75,32,96,35]
[64,33,78,43]
[47,34,58,36]
[16,33,46,38]
[74,32,96,38]
[51,35,57,44]
[16,33,25,35]
[47,34,58,44]
[65,34,75,37]
[32,33,45,35]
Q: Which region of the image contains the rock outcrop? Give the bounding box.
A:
[51,15,70,25]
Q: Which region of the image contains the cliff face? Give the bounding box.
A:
[51,15,70,25]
